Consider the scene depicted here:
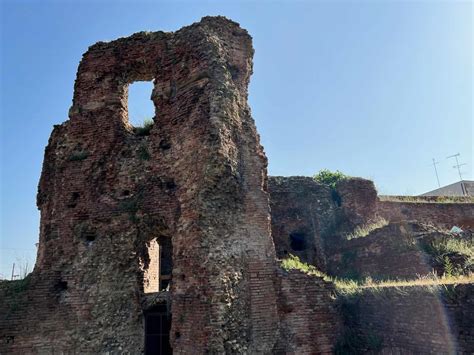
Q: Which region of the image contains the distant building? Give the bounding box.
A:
[421,180,474,197]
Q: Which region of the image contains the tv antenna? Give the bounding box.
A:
[446,153,467,181]
[430,158,441,187]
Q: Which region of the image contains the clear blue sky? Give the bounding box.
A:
[1,0,472,278]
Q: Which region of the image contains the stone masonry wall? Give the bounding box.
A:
[0,17,279,354]
[336,284,474,354]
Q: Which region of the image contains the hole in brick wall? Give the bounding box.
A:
[85,234,96,243]
[165,179,176,190]
[67,192,80,208]
[159,140,171,150]
[55,280,68,292]
[175,331,181,339]
[289,232,307,251]
[128,81,155,134]
[228,64,240,81]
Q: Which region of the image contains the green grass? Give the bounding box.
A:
[433,238,473,258]
[281,254,324,276]
[280,254,368,294]
[134,118,154,136]
[345,217,389,240]
[423,238,474,275]
[335,272,474,297]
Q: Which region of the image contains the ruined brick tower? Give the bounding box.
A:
[1,17,340,354]
[5,17,280,353]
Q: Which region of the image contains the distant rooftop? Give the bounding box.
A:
[420,180,474,197]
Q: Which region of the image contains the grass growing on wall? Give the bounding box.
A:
[281,254,325,277]
[422,238,474,276]
[345,216,389,240]
[280,254,474,297]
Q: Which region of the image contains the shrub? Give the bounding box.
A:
[313,169,348,189]
[134,118,154,136]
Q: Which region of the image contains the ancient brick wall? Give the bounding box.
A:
[325,222,433,280]
[269,177,473,276]
[268,176,339,271]
[274,269,340,354]
[336,284,474,354]
[1,17,279,353]
[377,200,474,230]
[335,178,378,230]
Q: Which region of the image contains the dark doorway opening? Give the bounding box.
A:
[145,304,172,355]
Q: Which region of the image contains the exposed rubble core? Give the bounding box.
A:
[1,16,473,354]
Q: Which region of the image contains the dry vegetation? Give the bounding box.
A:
[345,217,389,240]
[280,254,474,296]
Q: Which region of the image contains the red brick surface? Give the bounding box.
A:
[1,17,282,353]
[377,200,474,229]
[337,284,474,354]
